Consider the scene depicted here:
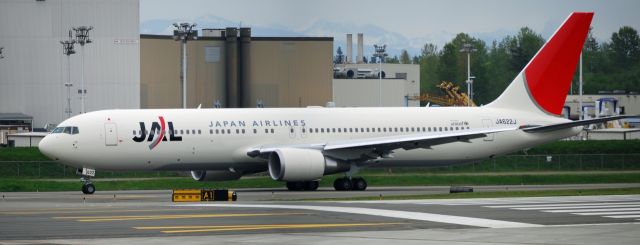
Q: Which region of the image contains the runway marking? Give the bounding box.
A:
[603,215,640,219]
[485,202,640,209]
[338,195,640,206]
[485,200,640,220]
[512,204,640,210]
[1,208,195,215]
[545,208,640,213]
[134,223,404,233]
[573,211,640,216]
[178,204,541,228]
[53,212,307,222]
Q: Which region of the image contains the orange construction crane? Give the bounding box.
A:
[410,81,476,106]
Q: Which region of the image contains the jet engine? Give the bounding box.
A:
[190,170,243,181]
[268,148,349,181]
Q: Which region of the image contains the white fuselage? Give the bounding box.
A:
[38,106,578,172]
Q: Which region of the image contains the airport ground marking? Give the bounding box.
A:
[178,203,542,228]
[134,222,404,233]
[2,208,195,215]
[53,212,308,222]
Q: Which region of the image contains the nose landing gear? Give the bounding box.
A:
[77,168,96,194]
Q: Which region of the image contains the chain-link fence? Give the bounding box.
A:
[1,154,639,178]
[0,161,182,178]
[428,154,640,173]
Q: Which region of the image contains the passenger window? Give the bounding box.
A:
[400,128,403,132]
[236,129,240,134]
[221,130,225,135]
[227,129,231,134]
[332,128,336,133]
[270,129,274,133]
[302,128,306,133]
[253,129,257,134]
[180,130,184,134]
[198,129,202,134]
[338,128,341,133]
[215,129,219,134]
[242,129,245,134]
[290,128,294,133]
[210,129,213,134]
[450,127,453,131]
[265,129,269,133]
[192,130,196,134]
[132,130,136,135]
[321,128,325,133]
[349,128,353,132]
[186,130,190,135]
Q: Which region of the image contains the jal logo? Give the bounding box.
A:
[132,116,182,150]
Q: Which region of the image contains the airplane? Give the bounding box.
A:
[38,12,633,194]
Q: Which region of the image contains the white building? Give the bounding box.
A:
[0,0,140,128]
[332,63,420,107]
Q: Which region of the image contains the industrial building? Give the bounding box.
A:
[2,0,420,148]
[141,30,333,109]
[0,0,141,128]
[332,34,420,107]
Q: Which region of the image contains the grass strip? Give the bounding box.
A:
[1,172,639,192]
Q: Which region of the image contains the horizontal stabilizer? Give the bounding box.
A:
[522,115,638,133]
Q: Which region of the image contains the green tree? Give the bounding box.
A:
[609,26,640,68]
[506,27,545,71]
[399,49,411,64]
[437,33,490,104]
[386,55,400,64]
[419,43,440,94]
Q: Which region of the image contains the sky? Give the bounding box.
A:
[140,0,640,57]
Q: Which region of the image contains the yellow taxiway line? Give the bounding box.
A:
[2,208,195,215]
[135,222,405,233]
[53,212,308,222]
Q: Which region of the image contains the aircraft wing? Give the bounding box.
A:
[248,125,518,161]
[522,115,638,133]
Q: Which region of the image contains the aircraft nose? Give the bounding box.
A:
[38,135,58,160]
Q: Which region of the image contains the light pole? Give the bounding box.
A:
[579,52,583,120]
[459,43,477,106]
[60,30,76,119]
[173,22,197,109]
[373,44,387,107]
[73,26,93,114]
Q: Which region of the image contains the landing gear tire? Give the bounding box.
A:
[334,177,367,191]
[286,181,319,191]
[352,177,367,191]
[81,183,95,194]
[333,177,353,191]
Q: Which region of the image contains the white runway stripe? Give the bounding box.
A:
[342,195,640,206]
[513,204,640,210]
[573,211,640,216]
[485,202,640,209]
[177,203,542,228]
[545,208,640,213]
[603,215,640,219]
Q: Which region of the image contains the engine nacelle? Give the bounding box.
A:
[190,170,243,182]
[268,148,346,181]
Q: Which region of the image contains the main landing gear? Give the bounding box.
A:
[77,168,96,194]
[334,177,367,191]
[286,181,320,191]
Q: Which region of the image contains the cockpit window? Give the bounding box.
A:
[52,126,79,135]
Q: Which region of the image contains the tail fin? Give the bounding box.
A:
[487,12,593,116]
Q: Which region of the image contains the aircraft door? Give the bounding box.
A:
[104,123,118,146]
[482,119,494,141]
